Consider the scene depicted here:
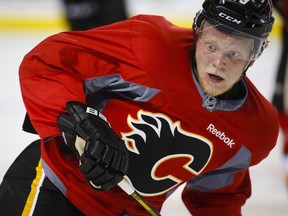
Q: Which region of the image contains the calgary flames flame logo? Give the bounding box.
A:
[121,110,213,196]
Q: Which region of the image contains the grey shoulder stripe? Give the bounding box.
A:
[85,74,160,102]
[185,145,251,192]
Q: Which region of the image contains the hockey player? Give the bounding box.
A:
[272,0,288,186]
[0,0,279,215]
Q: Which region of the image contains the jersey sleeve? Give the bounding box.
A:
[19,16,144,139]
[182,168,251,216]
[19,14,190,140]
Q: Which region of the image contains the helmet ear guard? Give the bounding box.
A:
[194,10,206,31]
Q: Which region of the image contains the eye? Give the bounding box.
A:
[206,43,217,52]
[226,51,240,58]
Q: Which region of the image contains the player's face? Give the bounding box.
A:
[195,22,253,96]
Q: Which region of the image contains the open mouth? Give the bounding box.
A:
[208,73,224,81]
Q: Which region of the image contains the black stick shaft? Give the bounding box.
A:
[118,177,161,216]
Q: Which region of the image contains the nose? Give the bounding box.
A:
[213,53,226,70]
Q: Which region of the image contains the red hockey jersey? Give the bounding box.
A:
[19,15,279,215]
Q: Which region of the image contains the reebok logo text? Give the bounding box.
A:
[207,123,235,148]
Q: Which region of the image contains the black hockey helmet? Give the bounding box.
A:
[192,0,275,60]
[194,0,274,38]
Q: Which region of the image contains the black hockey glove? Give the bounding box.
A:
[57,101,129,191]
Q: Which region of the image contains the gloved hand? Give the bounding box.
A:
[57,101,129,191]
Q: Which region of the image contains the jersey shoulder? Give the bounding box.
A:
[244,77,279,164]
[128,14,192,44]
[127,15,193,78]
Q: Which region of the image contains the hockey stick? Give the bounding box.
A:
[118,176,161,216]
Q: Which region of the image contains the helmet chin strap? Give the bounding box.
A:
[242,60,254,77]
